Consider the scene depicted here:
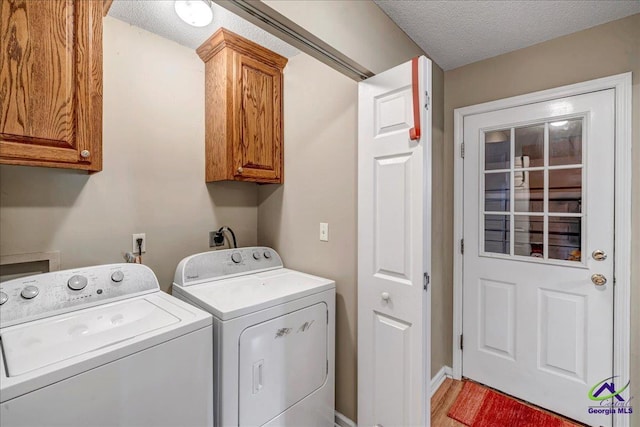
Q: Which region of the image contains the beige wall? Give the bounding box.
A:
[0,17,258,291]
[443,13,640,424]
[263,0,424,74]
[430,63,447,378]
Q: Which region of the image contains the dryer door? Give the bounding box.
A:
[239,302,328,426]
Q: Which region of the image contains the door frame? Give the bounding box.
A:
[452,73,633,427]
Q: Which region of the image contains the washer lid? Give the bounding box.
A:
[181,269,335,320]
[1,298,179,377]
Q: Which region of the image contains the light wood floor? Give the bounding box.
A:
[431,378,467,426]
[431,378,587,426]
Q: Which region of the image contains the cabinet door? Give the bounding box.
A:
[0,0,102,172]
[233,53,282,183]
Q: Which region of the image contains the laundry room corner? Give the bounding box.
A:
[0,16,260,291]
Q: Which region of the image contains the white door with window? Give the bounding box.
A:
[462,89,614,426]
[358,56,432,427]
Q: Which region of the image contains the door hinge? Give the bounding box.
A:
[423,272,430,291]
[424,91,430,110]
[460,334,464,350]
[460,238,464,254]
[460,142,465,158]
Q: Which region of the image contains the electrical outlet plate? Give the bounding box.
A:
[319,223,329,242]
[132,233,146,254]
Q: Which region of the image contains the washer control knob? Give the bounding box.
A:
[111,271,125,283]
[231,252,242,264]
[0,291,8,305]
[263,251,271,259]
[68,275,88,291]
[253,251,261,260]
[21,286,39,299]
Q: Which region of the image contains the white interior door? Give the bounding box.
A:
[358,56,432,427]
[462,89,615,426]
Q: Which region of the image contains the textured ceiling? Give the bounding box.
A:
[108,0,299,58]
[374,1,640,70]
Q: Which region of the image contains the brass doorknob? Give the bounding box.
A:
[591,274,607,286]
[592,249,607,261]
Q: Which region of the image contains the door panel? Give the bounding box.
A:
[1,0,102,171]
[234,53,281,181]
[373,312,411,427]
[478,279,515,359]
[374,154,412,280]
[358,56,431,427]
[463,89,615,426]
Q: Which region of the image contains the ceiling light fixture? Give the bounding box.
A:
[175,0,213,27]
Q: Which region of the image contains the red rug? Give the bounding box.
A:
[447,381,581,427]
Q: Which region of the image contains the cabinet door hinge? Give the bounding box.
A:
[424,91,430,110]
[423,272,430,291]
[460,334,464,350]
[460,239,464,254]
[460,142,465,158]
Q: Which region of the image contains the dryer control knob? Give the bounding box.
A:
[253,251,261,260]
[0,291,8,305]
[111,271,125,283]
[68,275,88,291]
[21,286,39,299]
[231,252,242,264]
[263,251,271,259]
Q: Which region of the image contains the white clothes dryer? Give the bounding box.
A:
[172,247,335,427]
[0,263,213,427]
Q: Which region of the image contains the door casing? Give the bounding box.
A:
[452,73,633,427]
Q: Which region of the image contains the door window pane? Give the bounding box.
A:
[549,217,582,262]
[480,118,584,263]
[515,170,544,213]
[515,124,544,168]
[549,168,582,213]
[485,130,511,170]
[485,215,510,255]
[514,215,544,258]
[550,119,582,166]
[485,172,510,212]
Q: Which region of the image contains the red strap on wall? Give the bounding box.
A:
[409,57,421,141]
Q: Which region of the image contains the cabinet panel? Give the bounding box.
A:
[235,54,281,181]
[198,28,286,184]
[0,0,102,172]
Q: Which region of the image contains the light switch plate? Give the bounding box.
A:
[319,223,329,242]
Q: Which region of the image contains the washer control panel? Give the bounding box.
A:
[0,263,159,327]
[174,247,283,287]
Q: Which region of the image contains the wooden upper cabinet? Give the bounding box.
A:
[197,28,287,183]
[0,0,103,172]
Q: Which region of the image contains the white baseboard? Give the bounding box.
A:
[335,411,356,427]
[430,365,453,397]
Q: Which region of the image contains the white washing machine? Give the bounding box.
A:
[0,263,213,427]
[172,247,335,427]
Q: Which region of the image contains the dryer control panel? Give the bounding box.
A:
[173,247,283,287]
[0,264,159,328]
